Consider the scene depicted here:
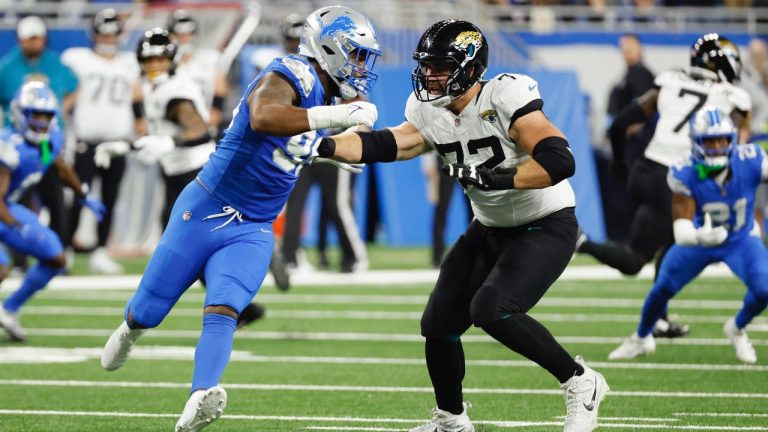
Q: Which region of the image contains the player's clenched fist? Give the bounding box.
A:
[307,101,378,130]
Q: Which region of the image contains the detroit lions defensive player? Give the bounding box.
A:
[609,106,768,364]
[100,7,380,431]
[315,20,607,432]
[0,81,105,341]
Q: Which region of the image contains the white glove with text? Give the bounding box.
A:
[306,102,378,130]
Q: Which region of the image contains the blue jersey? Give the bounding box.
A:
[0,127,64,203]
[668,144,767,243]
[197,55,327,222]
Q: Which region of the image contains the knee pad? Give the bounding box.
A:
[420,302,467,340]
[126,289,174,328]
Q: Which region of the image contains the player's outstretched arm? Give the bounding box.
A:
[315,121,430,163]
[608,88,658,180]
[53,157,87,201]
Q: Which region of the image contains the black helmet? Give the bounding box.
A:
[411,20,489,105]
[690,33,737,83]
[718,36,742,83]
[167,9,197,35]
[136,27,177,63]
[92,8,122,36]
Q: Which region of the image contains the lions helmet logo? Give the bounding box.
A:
[480,109,498,123]
[453,31,482,60]
[318,15,356,41]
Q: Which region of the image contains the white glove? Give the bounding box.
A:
[94,141,130,169]
[697,213,728,247]
[133,135,175,165]
[306,101,378,130]
[314,158,365,174]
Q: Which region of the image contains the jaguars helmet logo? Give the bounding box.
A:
[453,31,483,60]
[480,109,498,124]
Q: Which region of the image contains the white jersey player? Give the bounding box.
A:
[166,9,229,134]
[61,8,143,274]
[133,28,213,228]
[317,19,607,432]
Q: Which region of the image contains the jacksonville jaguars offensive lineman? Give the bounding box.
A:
[609,106,768,364]
[0,81,105,341]
[100,7,380,432]
[317,20,607,432]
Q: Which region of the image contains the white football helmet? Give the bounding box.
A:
[689,105,737,169]
[11,80,59,145]
[298,6,381,100]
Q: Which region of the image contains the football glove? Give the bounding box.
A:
[441,163,517,190]
[697,213,728,247]
[94,141,131,169]
[133,135,175,165]
[306,102,378,130]
[79,196,107,222]
[314,158,365,174]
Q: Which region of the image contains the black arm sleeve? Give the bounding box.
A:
[609,101,648,165]
[357,129,398,163]
[532,136,575,185]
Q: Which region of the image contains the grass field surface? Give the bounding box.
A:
[0,248,766,431]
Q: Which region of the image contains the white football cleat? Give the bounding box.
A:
[0,305,27,342]
[101,321,146,371]
[608,333,655,360]
[89,247,124,275]
[409,402,474,432]
[175,386,227,432]
[561,356,609,432]
[724,317,757,364]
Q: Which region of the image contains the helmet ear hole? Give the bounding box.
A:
[322,46,335,55]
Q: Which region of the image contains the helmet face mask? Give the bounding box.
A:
[298,6,381,99]
[411,20,488,107]
[690,106,736,170]
[11,81,59,145]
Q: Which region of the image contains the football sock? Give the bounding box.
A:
[3,263,61,313]
[637,285,672,337]
[191,313,236,392]
[483,314,583,384]
[735,290,768,329]
[579,240,646,276]
[425,337,465,415]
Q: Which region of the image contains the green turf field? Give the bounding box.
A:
[0,251,766,431]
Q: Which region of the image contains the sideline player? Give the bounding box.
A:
[316,19,607,432]
[100,7,381,431]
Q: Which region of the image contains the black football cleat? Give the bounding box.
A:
[236,303,266,330]
[652,318,690,338]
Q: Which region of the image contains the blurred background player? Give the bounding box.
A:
[100,6,380,430]
[166,9,229,138]
[61,8,143,274]
[0,81,104,342]
[0,16,78,274]
[577,33,751,338]
[609,106,768,364]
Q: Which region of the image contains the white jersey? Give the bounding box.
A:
[176,48,221,106]
[61,48,139,142]
[143,74,214,176]
[645,70,751,167]
[406,73,576,228]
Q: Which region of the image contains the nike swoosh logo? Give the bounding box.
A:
[583,379,598,411]
[528,84,537,91]
[349,105,363,115]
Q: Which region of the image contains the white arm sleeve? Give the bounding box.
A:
[673,219,699,246]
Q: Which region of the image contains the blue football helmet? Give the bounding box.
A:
[11,80,59,145]
[299,6,381,99]
[689,105,737,169]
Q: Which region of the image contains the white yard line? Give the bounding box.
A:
[3,264,734,293]
[2,379,768,399]
[21,327,768,346]
[0,409,765,431]
[675,413,768,418]
[19,306,768,327]
[2,347,764,372]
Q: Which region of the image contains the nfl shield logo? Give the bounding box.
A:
[183,211,192,221]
